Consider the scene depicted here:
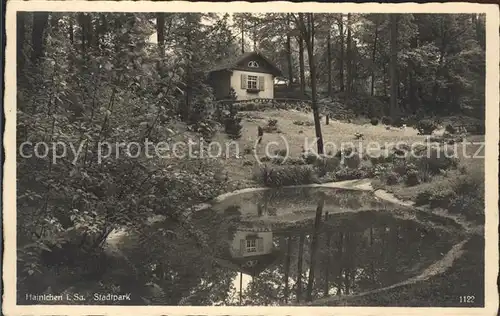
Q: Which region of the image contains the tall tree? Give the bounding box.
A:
[346,13,353,95]
[338,14,345,92]
[389,14,399,120]
[31,12,49,64]
[286,14,294,85]
[295,13,324,154]
[327,26,332,96]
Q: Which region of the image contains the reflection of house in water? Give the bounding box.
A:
[216,226,282,277]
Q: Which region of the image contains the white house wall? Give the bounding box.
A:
[229,231,274,258]
[230,70,274,100]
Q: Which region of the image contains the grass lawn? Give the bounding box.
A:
[212,109,425,189]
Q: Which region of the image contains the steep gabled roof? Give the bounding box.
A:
[209,51,283,77]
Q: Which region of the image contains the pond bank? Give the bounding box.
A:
[205,178,481,307]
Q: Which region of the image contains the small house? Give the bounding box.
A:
[208,52,283,101]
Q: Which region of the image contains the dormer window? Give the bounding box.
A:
[248,61,259,68]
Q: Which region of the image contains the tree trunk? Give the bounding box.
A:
[286,14,293,86]
[17,12,26,77]
[78,13,86,56]
[338,15,345,92]
[346,13,352,96]
[184,15,193,122]
[156,13,165,58]
[389,14,399,121]
[327,29,332,96]
[303,13,324,154]
[370,20,378,96]
[299,36,306,93]
[68,17,74,45]
[306,194,325,301]
[241,19,245,54]
[31,12,49,64]
[296,232,305,303]
[283,235,292,303]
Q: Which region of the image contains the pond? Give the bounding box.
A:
[21,187,459,306]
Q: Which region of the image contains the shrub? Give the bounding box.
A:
[293,120,305,126]
[344,153,361,169]
[195,119,219,141]
[445,124,457,134]
[263,119,279,133]
[416,119,438,135]
[303,152,319,164]
[448,195,484,223]
[384,171,401,185]
[413,147,458,175]
[224,115,242,139]
[381,116,392,125]
[243,160,253,166]
[268,119,278,127]
[272,156,286,164]
[286,157,306,165]
[274,149,288,157]
[243,146,253,155]
[404,169,420,186]
[333,166,367,181]
[370,118,379,126]
[260,156,271,162]
[428,189,456,209]
[314,156,341,176]
[415,191,432,206]
[253,165,317,187]
[244,102,257,111]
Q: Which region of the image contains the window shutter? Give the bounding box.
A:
[240,239,245,256]
[258,76,265,91]
[257,238,264,252]
[241,74,247,89]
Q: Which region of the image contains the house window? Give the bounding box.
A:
[248,61,259,68]
[247,75,258,90]
[246,239,257,253]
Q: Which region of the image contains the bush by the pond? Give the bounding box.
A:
[254,165,317,187]
[384,171,401,185]
[343,153,361,169]
[411,147,458,175]
[272,156,286,164]
[286,157,306,165]
[332,166,369,181]
[404,169,421,186]
[370,118,379,125]
[414,172,484,222]
[416,119,438,135]
[302,151,319,164]
[314,156,341,176]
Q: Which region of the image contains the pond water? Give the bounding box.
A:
[23,187,456,306]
